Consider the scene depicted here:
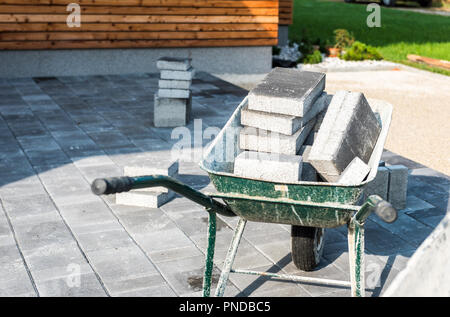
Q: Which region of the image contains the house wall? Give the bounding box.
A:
[0,0,278,77]
[0,0,278,49]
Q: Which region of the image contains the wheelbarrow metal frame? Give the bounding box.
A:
[91,95,395,297]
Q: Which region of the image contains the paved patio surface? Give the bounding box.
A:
[0,73,448,297]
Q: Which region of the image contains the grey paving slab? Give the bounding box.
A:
[0,72,448,297]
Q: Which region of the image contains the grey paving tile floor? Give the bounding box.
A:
[0,73,448,297]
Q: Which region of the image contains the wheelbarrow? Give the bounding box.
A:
[91,97,397,297]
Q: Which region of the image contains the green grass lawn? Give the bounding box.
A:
[289,0,450,75]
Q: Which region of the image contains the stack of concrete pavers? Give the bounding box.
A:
[116,160,178,208]
[308,90,382,183]
[154,57,195,127]
[235,68,329,182]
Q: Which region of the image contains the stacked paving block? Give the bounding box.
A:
[309,90,382,183]
[116,160,178,208]
[235,68,329,182]
[154,57,195,127]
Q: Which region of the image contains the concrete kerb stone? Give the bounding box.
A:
[158,79,191,90]
[160,68,195,81]
[156,57,192,71]
[338,156,371,185]
[239,119,315,155]
[308,90,381,182]
[233,150,302,183]
[241,92,329,136]
[153,93,192,128]
[247,68,325,117]
[387,165,408,210]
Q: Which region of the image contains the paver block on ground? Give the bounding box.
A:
[124,160,179,193]
[248,68,325,117]
[308,91,381,182]
[116,190,175,208]
[362,166,389,201]
[239,119,315,155]
[153,94,191,127]
[387,165,408,210]
[233,150,302,183]
[156,57,192,71]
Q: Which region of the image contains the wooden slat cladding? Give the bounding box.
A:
[279,0,292,25]
[0,0,279,50]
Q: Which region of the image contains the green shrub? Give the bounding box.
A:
[303,50,323,64]
[333,29,354,49]
[272,46,281,55]
[342,41,383,61]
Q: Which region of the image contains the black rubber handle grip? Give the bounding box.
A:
[91,177,134,195]
[373,199,398,223]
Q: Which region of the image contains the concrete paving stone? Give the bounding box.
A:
[158,88,191,99]
[76,228,135,252]
[134,227,195,253]
[364,218,417,253]
[160,68,195,81]
[0,271,37,297]
[160,196,206,214]
[57,200,119,231]
[0,174,48,198]
[169,209,229,236]
[248,68,325,117]
[77,163,122,184]
[36,272,107,297]
[1,193,57,220]
[87,130,134,149]
[24,148,72,166]
[338,156,371,185]
[13,215,77,252]
[401,195,434,215]
[8,122,49,138]
[283,259,350,297]
[228,265,309,297]
[386,165,408,210]
[86,245,158,283]
[114,283,176,297]
[362,166,389,202]
[154,94,191,127]
[157,57,192,71]
[148,245,204,264]
[213,242,274,270]
[239,119,315,155]
[371,213,433,248]
[381,150,425,170]
[309,91,381,182]
[115,207,177,235]
[234,151,303,183]
[16,135,61,151]
[241,92,328,136]
[70,153,114,167]
[105,273,167,296]
[116,190,175,208]
[154,255,229,295]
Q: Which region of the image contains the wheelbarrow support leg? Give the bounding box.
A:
[214,218,247,297]
[348,220,365,297]
[202,211,217,297]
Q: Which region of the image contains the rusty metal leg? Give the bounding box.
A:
[214,217,247,297]
[202,211,216,297]
[348,221,365,297]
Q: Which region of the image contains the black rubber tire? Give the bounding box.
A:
[381,0,396,6]
[418,0,432,7]
[291,226,325,271]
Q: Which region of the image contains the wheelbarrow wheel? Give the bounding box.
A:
[291,226,325,271]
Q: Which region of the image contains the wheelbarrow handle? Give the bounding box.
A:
[91,175,235,217]
[354,195,398,224]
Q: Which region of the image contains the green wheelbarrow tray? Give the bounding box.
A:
[91,96,397,297]
[199,96,393,228]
